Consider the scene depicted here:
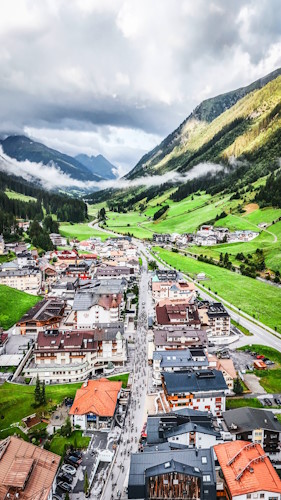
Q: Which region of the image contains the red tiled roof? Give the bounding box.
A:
[214,441,281,496]
[0,436,60,500]
[69,378,122,417]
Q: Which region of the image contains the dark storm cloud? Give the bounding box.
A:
[0,0,281,172]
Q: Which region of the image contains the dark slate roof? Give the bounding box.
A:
[146,410,220,445]
[129,448,215,488]
[153,348,208,368]
[223,407,281,434]
[163,369,227,394]
[207,302,229,318]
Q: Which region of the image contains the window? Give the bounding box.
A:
[247,495,251,499]
[203,475,211,482]
[260,496,264,499]
[201,457,207,464]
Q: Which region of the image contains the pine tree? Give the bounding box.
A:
[34,375,41,406]
[40,380,46,405]
[233,378,243,395]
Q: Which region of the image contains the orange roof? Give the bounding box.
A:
[214,441,281,496]
[0,436,60,500]
[69,378,122,417]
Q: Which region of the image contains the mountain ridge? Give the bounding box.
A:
[127,67,281,180]
[75,153,117,180]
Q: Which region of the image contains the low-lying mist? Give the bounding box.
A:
[0,146,225,193]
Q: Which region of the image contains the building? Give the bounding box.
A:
[24,325,127,383]
[0,267,42,294]
[152,233,171,244]
[69,378,122,430]
[152,281,196,301]
[128,447,216,499]
[162,369,227,416]
[214,440,281,500]
[0,436,60,500]
[49,233,67,246]
[146,408,222,449]
[199,301,230,338]
[222,407,281,460]
[153,269,178,282]
[208,354,237,392]
[156,302,201,328]
[17,298,65,335]
[153,327,208,351]
[152,348,209,385]
[71,282,124,328]
[96,266,134,279]
[17,251,36,268]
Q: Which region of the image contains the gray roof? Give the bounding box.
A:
[153,348,208,368]
[163,369,227,394]
[129,448,215,492]
[146,410,220,445]
[0,268,40,277]
[223,407,281,434]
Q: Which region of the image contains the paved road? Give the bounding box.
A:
[100,259,149,500]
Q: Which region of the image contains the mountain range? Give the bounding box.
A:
[0,135,117,186]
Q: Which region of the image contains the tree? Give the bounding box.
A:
[65,493,70,500]
[233,378,243,395]
[61,417,72,437]
[34,374,41,406]
[40,380,46,405]
[84,470,89,496]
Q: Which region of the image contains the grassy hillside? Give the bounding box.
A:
[127,71,281,180]
[154,247,281,332]
[59,222,108,241]
[0,285,42,330]
[5,189,37,203]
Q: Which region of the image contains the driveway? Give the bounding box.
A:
[244,373,265,394]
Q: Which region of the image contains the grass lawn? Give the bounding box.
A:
[154,247,281,332]
[0,426,29,441]
[5,189,37,203]
[108,373,129,388]
[49,430,90,456]
[226,398,263,409]
[0,252,16,264]
[0,285,42,330]
[59,222,108,241]
[0,382,81,431]
[255,369,281,393]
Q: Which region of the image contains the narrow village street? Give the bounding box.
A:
[100,258,149,499]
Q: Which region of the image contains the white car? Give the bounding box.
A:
[61,464,76,476]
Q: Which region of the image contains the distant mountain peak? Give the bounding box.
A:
[75,153,117,180]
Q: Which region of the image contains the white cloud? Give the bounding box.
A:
[0,1,281,173]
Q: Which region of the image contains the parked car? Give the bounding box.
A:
[64,456,81,468]
[61,464,76,476]
[57,481,72,493]
[275,398,281,405]
[256,355,265,360]
[57,472,73,484]
[264,398,272,406]
[117,490,121,498]
[69,450,82,459]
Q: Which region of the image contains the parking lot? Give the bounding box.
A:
[55,430,114,499]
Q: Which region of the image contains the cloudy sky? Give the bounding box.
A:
[1,0,281,175]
